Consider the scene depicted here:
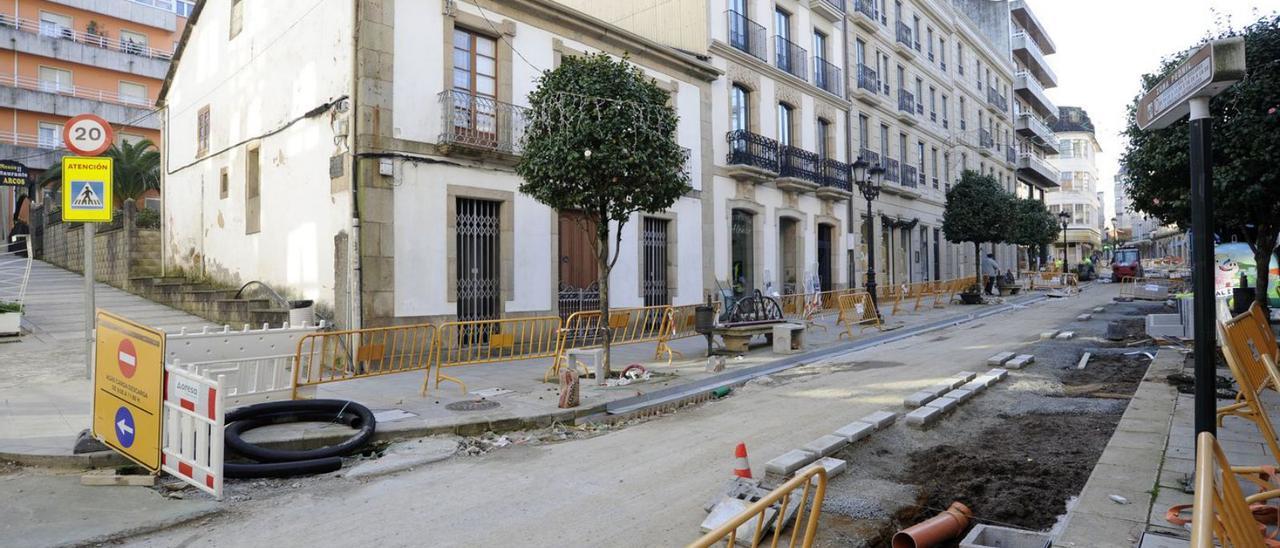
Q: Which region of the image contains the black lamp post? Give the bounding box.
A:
[852,157,885,316]
[1058,210,1071,273]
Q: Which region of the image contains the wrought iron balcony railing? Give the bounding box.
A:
[900,164,919,188]
[1006,146,1016,164]
[814,57,842,96]
[979,128,994,149]
[986,86,1008,112]
[858,148,880,168]
[780,145,820,183]
[898,89,916,115]
[726,129,780,172]
[438,90,528,155]
[895,22,913,48]
[883,157,900,183]
[853,0,878,21]
[820,158,851,192]
[726,10,767,61]
[775,35,808,80]
[856,64,879,94]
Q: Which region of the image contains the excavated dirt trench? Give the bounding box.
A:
[816,300,1158,547]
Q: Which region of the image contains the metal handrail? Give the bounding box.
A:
[0,130,54,149]
[775,35,808,80]
[856,63,879,93]
[853,0,878,20]
[858,148,880,167]
[900,164,919,188]
[897,89,916,114]
[437,90,528,155]
[979,128,994,149]
[895,21,912,48]
[726,129,780,172]
[819,158,851,192]
[726,10,767,61]
[882,157,900,182]
[779,145,820,183]
[0,72,153,109]
[813,57,842,96]
[0,13,174,59]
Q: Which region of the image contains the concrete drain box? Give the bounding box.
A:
[959,524,1051,548]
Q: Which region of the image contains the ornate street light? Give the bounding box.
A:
[853,157,885,316]
[1058,210,1071,273]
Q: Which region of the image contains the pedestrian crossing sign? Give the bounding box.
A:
[61,156,113,223]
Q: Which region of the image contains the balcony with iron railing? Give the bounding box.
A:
[814,57,842,96]
[817,158,852,200]
[1014,70,1057,120]
[986,86,1008,113]
[894,22,914,55]
[858,148,880,168]
[851,0,879,30]
[1012,32,1058,87]
[810,0,845,23]
[854,64,880,100]
[1015,113,1058,153]
[1006,146,1016,164]
[1,72,154,110]
[725,129,780,182]
[778,145,821,191]
[1017,153,1060,189]
[0,13,174,60]
[897,90,917,124]
[437,90,528,159]
[775,35,808,81]
[882,157,900,183]
[726,10,767,62]
[900,164,919,188]
[978,128,994,155]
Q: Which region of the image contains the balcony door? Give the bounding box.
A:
[451,28,498,148]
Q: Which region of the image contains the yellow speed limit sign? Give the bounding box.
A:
[62,156,113,223]
[93,310,165,472]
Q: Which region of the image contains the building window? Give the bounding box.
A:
[816,118,830,160]
[144,197,161,211]
[957,43,964,75]
[197,106,210,156]
[730,84,751,132]
[38,122,62,149]
[245,145,261,234]
[959,97,966,129]
[939,38,946,69]
[777,103,794,146]
[812,30,827,62]
[928,86,936,121]
[229,0,244,39]
[219,167,229,199]
[38,11,72,38]
[879,124,889,161]
[858,114,870,152]
[941,94,948,126]
[931,147,938,188]
[731,209,755,292]
[37,66,73,94]
[119,29,148,55]
[119,81,148,105]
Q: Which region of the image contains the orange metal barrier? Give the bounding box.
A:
[836,292,881,339]
[427,316,563,394]
[292,324,436,398]
[688,466,828,548]
[549,304,672,379]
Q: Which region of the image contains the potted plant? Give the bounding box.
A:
[0,301,21,336]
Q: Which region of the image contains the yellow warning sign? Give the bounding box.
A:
[92,310,165,472]
[61,156,113,223]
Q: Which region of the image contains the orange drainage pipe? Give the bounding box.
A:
[891,501,973,548]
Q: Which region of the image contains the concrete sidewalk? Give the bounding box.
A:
[0,263,1068,464]
[0,260,214,460]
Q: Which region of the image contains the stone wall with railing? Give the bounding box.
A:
[28,199,160,288]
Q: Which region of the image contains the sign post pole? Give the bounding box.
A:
[60,113,114,380]
[84,223,95,379]
[1188,97,1216,438]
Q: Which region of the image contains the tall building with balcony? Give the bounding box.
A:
[1048,106,1102,266]
[1,0,190,239]
[847,0,1020,284]
[1009,0,1058,204]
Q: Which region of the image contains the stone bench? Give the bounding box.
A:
[713,323,784,354]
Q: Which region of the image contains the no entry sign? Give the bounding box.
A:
[93,310,165,472]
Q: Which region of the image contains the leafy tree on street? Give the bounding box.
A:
[942,170,1012,290]
[1007,197,1060,271]
[516,53,690,376]
[1121,14,1280,314]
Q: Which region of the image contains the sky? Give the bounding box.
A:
[1027,0,1280,223]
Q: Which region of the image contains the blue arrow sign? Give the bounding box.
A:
[114,406,136,448]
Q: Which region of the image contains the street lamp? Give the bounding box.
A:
[853,157,885,316]
[1058,210,1071,273]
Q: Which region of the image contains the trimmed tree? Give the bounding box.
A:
[942,170,1012,290]
[516,53,690,376]
[1121,14,1280,315]
[1008,197,1060,272]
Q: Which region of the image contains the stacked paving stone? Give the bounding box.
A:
[759,410,898,488]
[905,369,1008,429]
[986,352,1035,370]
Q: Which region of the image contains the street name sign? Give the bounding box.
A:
[62,114,114,156]
[92,310,165,472]
[61,156,113,223]
[1137,37,1246,130]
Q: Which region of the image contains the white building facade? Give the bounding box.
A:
[1047,106,1102,266]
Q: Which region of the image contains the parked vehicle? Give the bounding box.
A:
[1111,247,1142,282]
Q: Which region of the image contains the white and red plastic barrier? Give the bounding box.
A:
[162,362,225,500]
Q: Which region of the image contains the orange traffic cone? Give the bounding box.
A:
[733,443,753,479]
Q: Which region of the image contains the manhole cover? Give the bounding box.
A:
[445,399,500,412]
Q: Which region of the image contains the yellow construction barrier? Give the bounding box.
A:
[548,304,672,379]
[688,466,828,548]
[292,323,436,398]
[836,292,881,339]
[427,316,563,394]
[779,289,847,331]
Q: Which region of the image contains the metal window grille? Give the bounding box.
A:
[456,198,501,328]
[642,218,670,307]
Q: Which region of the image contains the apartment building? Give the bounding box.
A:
[161,0,715,328]
[0,0,191,239]
[1009,0,1058,206]
[1048,106,1102,266]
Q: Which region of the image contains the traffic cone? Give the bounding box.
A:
[733,442,753,479]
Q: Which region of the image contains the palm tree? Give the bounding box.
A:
[39,139,161,205]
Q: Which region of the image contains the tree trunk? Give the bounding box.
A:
[1252,226,1277,321]
[596,218,612,379]
[974,241,982,288]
